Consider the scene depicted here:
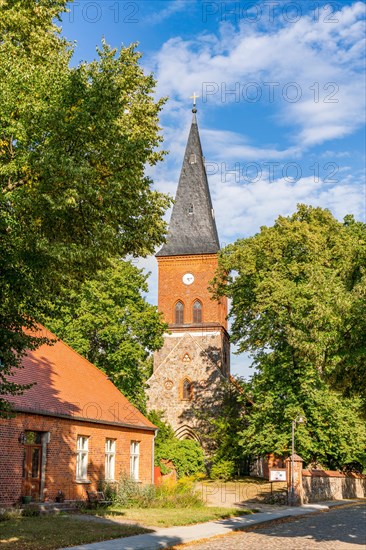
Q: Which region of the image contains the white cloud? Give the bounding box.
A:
[212,174,365,242]
[150,2,365,148]
[201,128,302,160]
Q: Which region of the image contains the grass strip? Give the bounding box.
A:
[0,515,151,550]
[94,506,255,527]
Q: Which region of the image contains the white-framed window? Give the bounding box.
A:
[130,441,140,481]
[76,435,89,481]
[105,439,116,481]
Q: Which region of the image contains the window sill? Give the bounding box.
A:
[74,479,91,484]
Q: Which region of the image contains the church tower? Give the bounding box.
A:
[146,103,230,444]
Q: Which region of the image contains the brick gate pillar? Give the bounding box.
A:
[286,453,304,506]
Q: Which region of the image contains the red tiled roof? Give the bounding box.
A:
[7,325,156,431]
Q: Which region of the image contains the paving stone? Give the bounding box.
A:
[179,503,366,550]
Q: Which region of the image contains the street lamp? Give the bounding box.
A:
[290,415,306,505]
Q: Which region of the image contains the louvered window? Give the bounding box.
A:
[175,301,184,324]
[193,300,202,323]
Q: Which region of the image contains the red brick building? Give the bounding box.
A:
[0,326,156,507]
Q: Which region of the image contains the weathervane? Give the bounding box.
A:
[190,92,199,113]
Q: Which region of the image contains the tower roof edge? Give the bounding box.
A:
[157,113,220,257]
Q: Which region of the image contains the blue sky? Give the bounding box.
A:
[60,1,366,378]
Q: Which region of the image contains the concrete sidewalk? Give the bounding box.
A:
[59,500,356,550]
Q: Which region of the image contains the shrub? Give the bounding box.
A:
[153,477,203,508]
[147,410,175,451]
[0,508,22,521]
[98,479,118,501]
[148,411,206,479]
[210,459,235,481]
[21,504,40,517]
[159,461,173,475]
[156,440,205,478]
[112,472,203,509]
[113,473,142,507]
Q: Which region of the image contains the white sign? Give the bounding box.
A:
[270,469,287,481]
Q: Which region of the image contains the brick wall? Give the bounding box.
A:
[302,470,366,502]
[157,254,227,328]
[0,412,154,507]
[250,455,285,479]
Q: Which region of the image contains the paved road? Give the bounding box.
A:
[178,503,366,550]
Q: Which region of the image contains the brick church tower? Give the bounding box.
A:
[146,105,230,444]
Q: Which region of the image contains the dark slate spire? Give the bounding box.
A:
[156,107,220,257]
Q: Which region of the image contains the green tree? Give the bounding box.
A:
[192,377,249,476]
[46,260,167,412]
[241,373,366,469]
[147,410,175,449]
[331,216,366,401]
[215,205,366,468]
[0,0,170,412]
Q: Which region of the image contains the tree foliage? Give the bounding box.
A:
[210,460,236,481]
[331,216,366,401]
[46,260,167,412]
[208,378,248,467]
[0,0,171,411]
[147,410,175,446]
[192,377,248,474]
[148,410,206,478]
[215,205,366,468]
[242,376,366,469]
[156,439,206,479]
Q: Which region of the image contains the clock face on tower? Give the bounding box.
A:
[182,273,195,285]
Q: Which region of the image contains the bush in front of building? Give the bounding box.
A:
[103,472,203,508]
[20,504,41,517]
[0,506,41,520]
[156,439,206,479]
[112,474,156,507]
[147,411,206,479]
[210,459,236,481]
[0,508,22,521]
[154,477,203,508]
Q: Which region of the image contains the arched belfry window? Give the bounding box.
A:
[175,301,184,324]
[182,379,193,401]
[193,300,202,324]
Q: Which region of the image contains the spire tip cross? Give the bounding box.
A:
[190,92,199,107]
